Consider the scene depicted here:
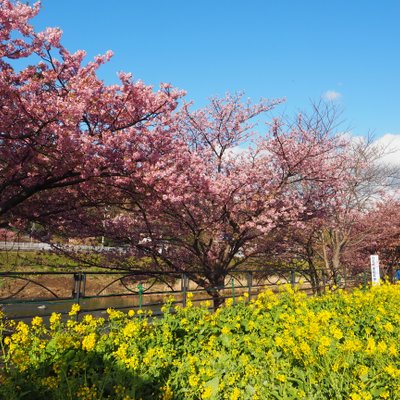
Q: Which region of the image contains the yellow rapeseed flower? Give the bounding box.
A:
[366,338,376,355]
[230,388,241,400]
[82,333,96,351]
[225,298,234,307]
[201,386,213,399]
[221,326,230,335]
[377,341,387,353]
[31,316,43,327]
[388,344,398,356]
[384,364,400,378]
[188,374,199,387]
[383,322,394,332]
[123,321,138,338]
[49,313,61,328]
[276,374,286,382]
[69,304,81,316]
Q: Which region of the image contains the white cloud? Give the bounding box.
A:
[347,133,400,167]
[375,133,400,166]
[322,90,342,101]
[226,146,249,156]
[224,134,400,169]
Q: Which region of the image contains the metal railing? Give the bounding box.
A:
[0,268,370,322]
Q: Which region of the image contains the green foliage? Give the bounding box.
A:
[0,250,162,272]
[0,251,80,271]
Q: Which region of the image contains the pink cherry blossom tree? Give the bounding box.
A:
[0,0,183,229]
[75,94,350,307]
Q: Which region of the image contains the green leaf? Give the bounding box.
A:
[204,377,219,399]
[221,334,231,348]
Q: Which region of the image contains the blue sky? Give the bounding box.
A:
[31,0,400,139]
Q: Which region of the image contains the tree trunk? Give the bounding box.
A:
[207,274,227,310]
[211,290,225,310]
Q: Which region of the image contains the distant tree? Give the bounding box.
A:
[0,0,182,229]
[272,130,400,291]
[356,200,400,280]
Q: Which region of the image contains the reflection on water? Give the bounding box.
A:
[1,294,169,324]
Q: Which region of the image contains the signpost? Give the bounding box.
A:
[370,254,380,285]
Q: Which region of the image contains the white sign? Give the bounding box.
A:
[370,255,380,284]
